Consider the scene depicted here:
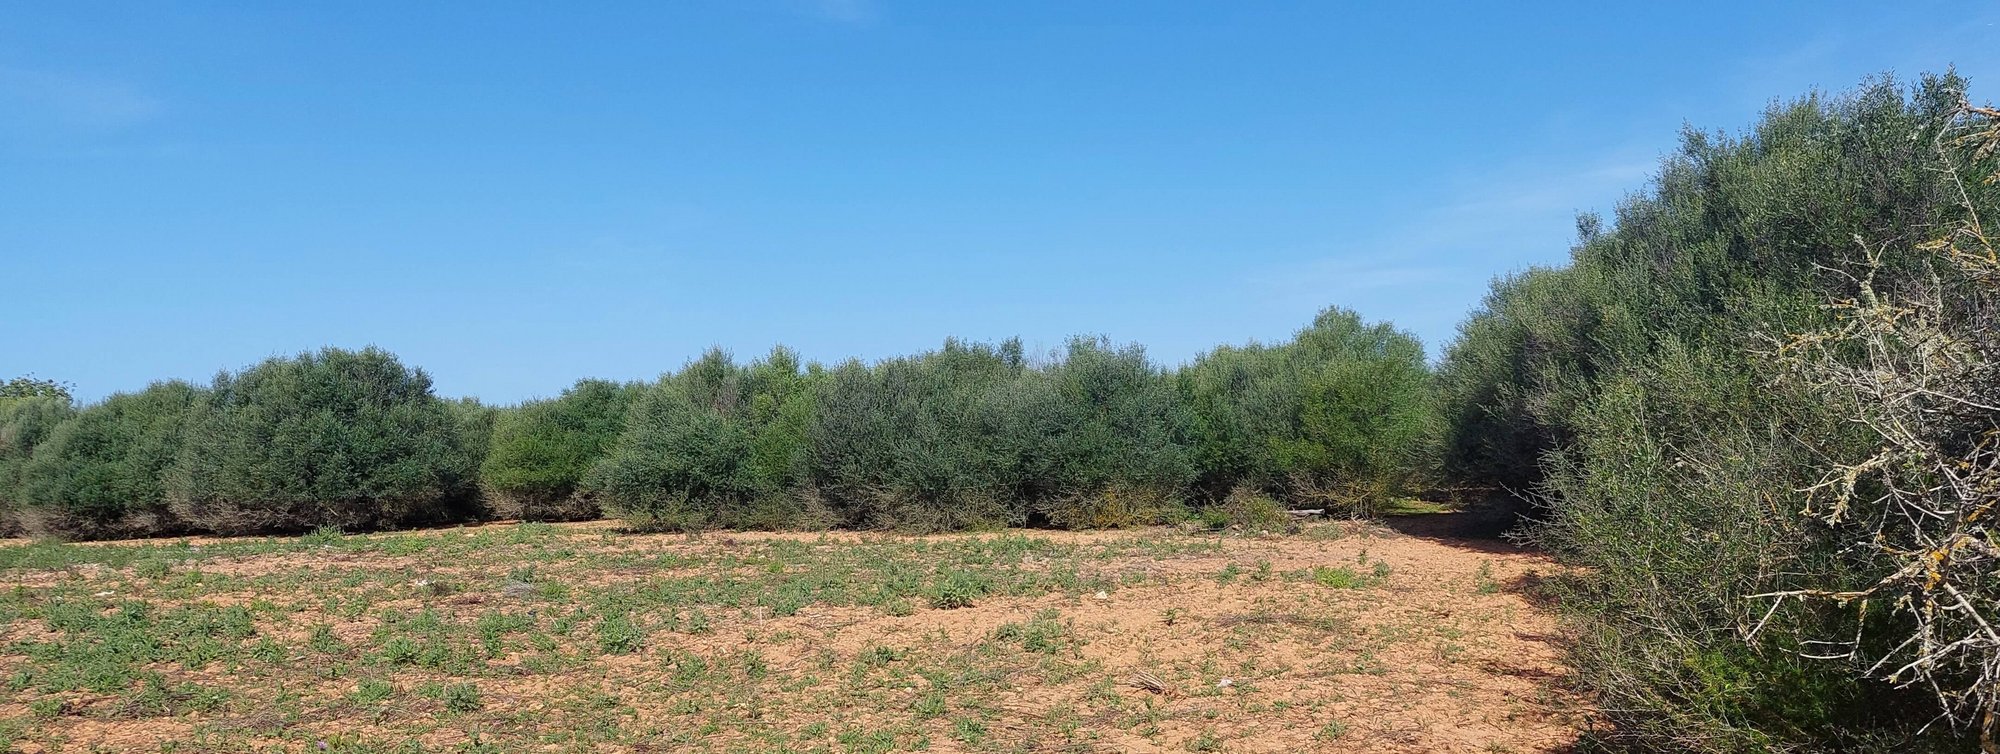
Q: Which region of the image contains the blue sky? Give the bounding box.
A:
[5,2,1996,404]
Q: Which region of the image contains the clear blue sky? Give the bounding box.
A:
[6,2,1995,404]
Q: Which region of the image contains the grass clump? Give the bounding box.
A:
[928,569,990,609]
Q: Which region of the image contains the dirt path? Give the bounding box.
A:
[0,517,1587,753]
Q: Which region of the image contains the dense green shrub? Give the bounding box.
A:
[481,380,639,521]
[1431,264,1605,492]
[587,348,817,531]
[166,347,484,534]
[1203,487,1294,533]
[446,397,498,468]
[1440,74,1988,751]
[1179,307,1434,510]
[1005,337,1195,527]
[1538,347,1901,751]
[796,336,1195,531]
[14,381,201,539]
[0,395,76,533]
[804,339,1024,531]
[1755,100,2000,746]
[445,397,499,515]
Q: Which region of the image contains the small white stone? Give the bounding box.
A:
[1216,678,1233,688]
[93,591,115,597]
[1093,591,1108,600]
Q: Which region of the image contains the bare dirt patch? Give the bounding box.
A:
[0,517,1587,753]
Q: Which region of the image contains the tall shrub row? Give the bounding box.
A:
[574,320,1427,534]
[793,336,1199,532]
[1435,74,1995,751]
[1,306,1436,539]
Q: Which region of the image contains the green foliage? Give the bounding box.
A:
[1001,337,1195,528]
[1199,487,1291,533]
[1431,265,1602,492]
[432,682,482,713]
[802,336,1199,531]
[1310,565,1368,589]
[446,397,498,472]
[804,339,1023,531]
[1439,73,1989,751]
[481,379,638,521]
[1747,99,2000,740]
[166,347,484,534]
[927,568,990,609]
[0,313,1442,539]
[0,395,77,533]
[587,347,817,531]
[1180,307,1434,508]
[15,381,202,539]
[1,375,73,402]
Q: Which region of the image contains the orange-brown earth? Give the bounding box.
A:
[0,516,1589,753]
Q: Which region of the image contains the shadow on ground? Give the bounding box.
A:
[1379,493,1539,555]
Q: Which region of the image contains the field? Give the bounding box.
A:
[0,516,1586,753]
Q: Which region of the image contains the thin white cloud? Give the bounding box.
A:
[1241,147,1662,352]
[1275,147,1658,280]
[1729,11,2000,111]
[0,67,161,130]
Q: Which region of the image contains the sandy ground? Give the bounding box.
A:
[0,515,1589,753]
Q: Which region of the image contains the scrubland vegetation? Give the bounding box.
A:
[1433,75,2000,752]
[0,520,1575,753]
[2,307,1435,542]
[5,73,1999,752]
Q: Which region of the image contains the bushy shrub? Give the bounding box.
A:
[166,347,483,534]
[1431,264,1606,492]
[14,381,202,539]
[445,397,498,515]
[1286,336,1435,513]
[1180,307,1434,509]
[1200,486,1294,533]
[481,380,638,521]
[1538,347,1896,750]
[1755,98,2000,745]
[587,348,816,530]
[1005,337,1195,527]
[0,395,77,533]
[1441,74,1987,751]
[804,339,1023,531]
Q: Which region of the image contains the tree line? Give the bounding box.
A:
[0,308,1435,540]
